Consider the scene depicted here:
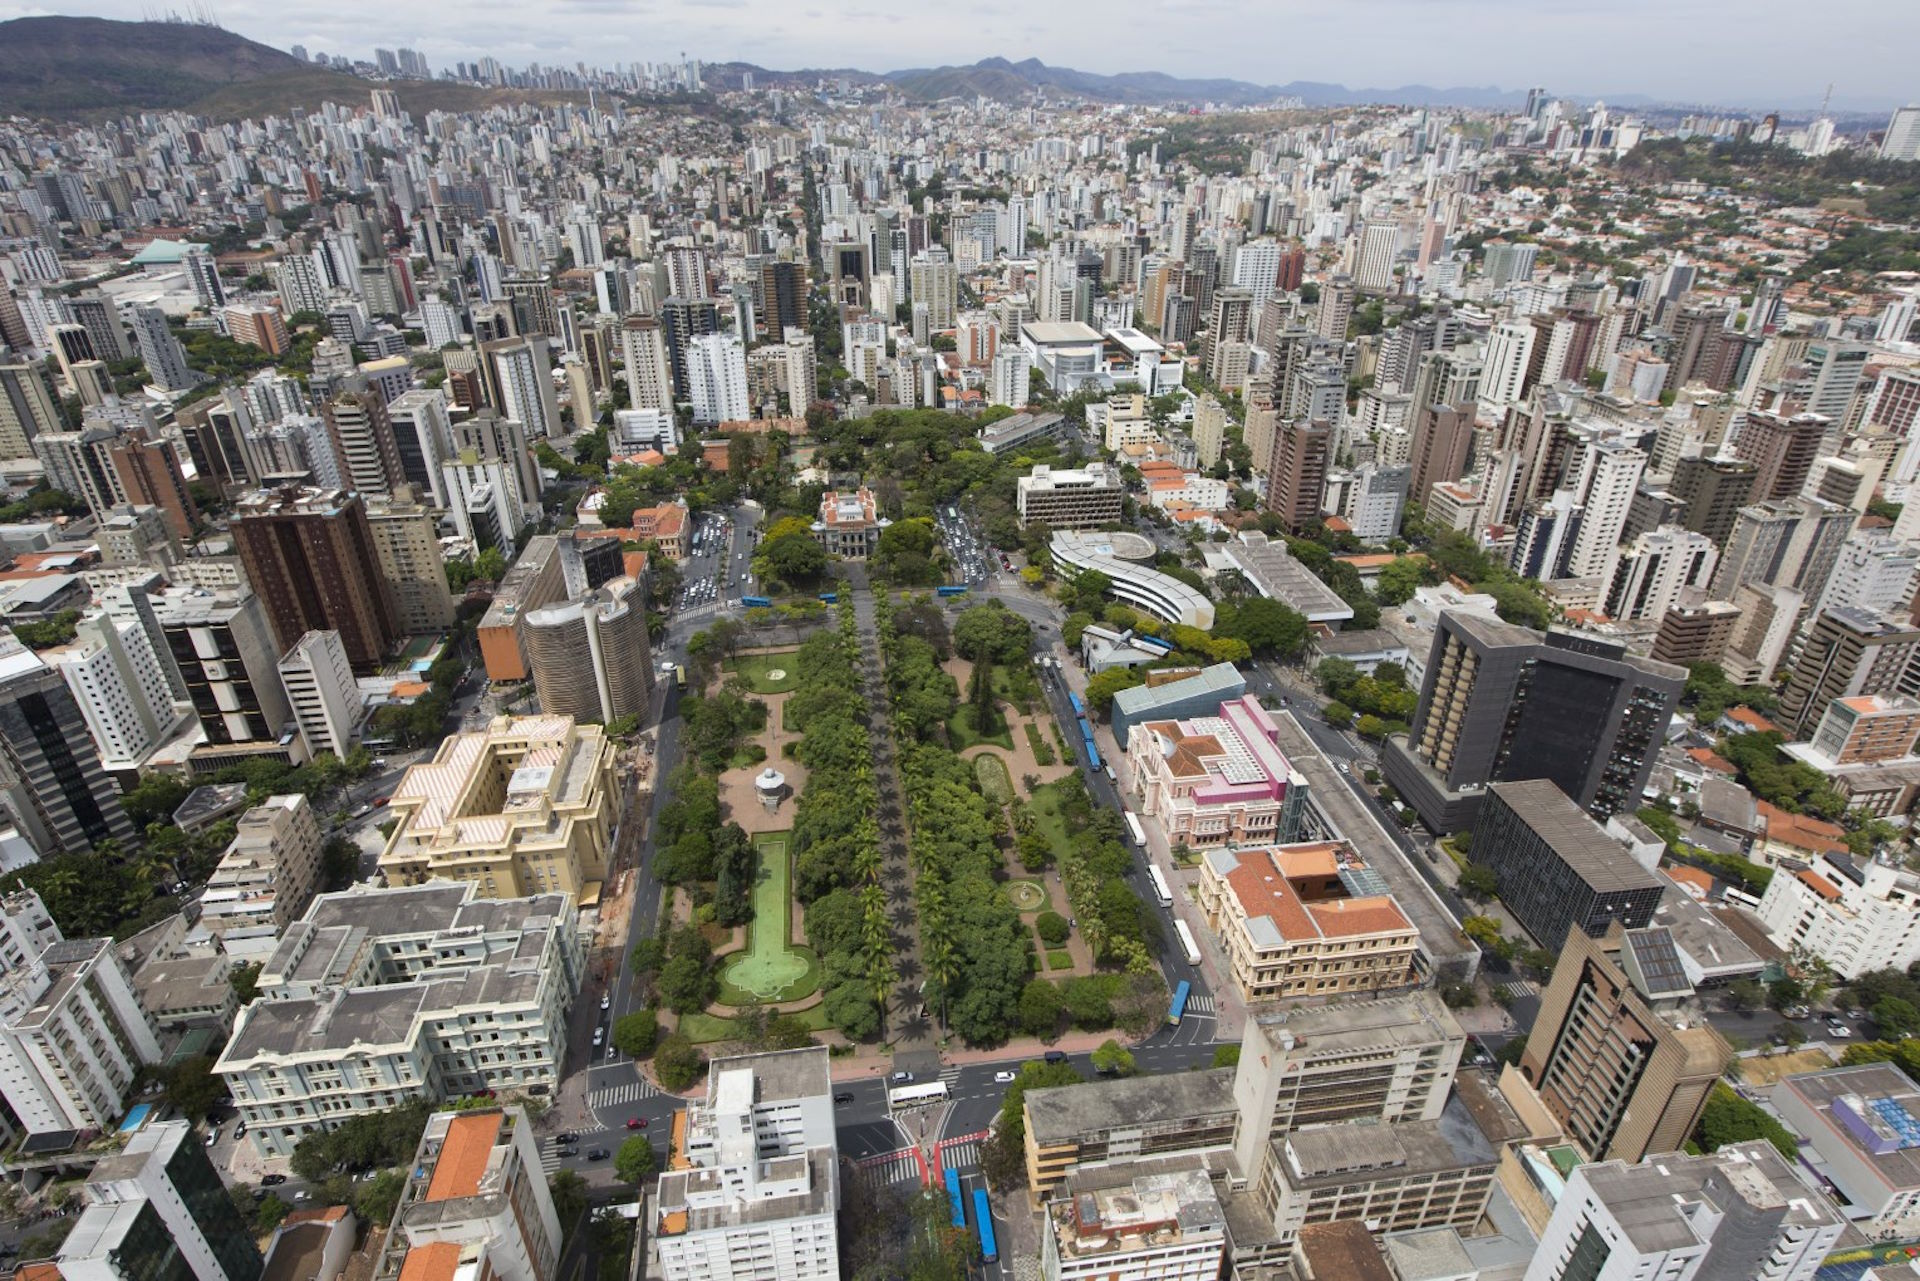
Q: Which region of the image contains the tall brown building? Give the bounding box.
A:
[757,257,808,337]
[1519,926,1729,1164]
[1733,410,1826,502]
[1669,454,1758,547]
[231,487,400,672]
[1650,599,1741,668]
[1263,417,1330,533]
[1409,404,1474,503]
[109,433,198,540]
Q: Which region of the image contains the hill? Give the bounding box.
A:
[0,17,317,114]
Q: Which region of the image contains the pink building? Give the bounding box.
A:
[1125,695,1308,848]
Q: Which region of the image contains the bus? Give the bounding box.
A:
[818,592,838,604]
[972,1189,998,1264]
[1174,919,1202,966]
[936,584,970,597]
[1067,691,1084,718]
[943,1168,966,1228]
[673,665,686,689]
[1102,763,1116,784]
[1168,979,1191,1025]
[1085,738,1102,771]
[1123,811,1147,849]
[741,595,773,608]
[1146,864,1173,908]
[887,1081,949,1110]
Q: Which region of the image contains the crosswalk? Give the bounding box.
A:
[539,1138,567,1173]
[1185,993,1217,1016]
[589,1080,660,1109]
[859,1148,922,1187]
[939,1139,981,1171]
[1498,980,1539,1003]
[937,1065,965,1086]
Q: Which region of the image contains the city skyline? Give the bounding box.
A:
[0,1,1914,112]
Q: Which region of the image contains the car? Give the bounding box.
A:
[206,1125,222,1145]
[251,1189,268,1203]
[235,1121,247,1139]
[606,1044,617,1060]
[1044,1051,1067,1064]
[832,1092,854,1104]
[1831,1025,1853,1038]
[262,1173,287,1186]
[556,1132,580,1144]
[1850,1008,1867,1020]
[587,1148,610,1161]
[1784,1005,1811,1019]
[993,1070,1016,1084]
[600,993,611,1011]
[592,1027,604,1046]
[890,1071,913,1084]
[294,1190,312,1202]
[627,1117,647,1129]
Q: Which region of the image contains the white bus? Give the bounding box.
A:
[1123,811,1147,849]
[888,1082,949,1110]
[1173,919,1202,967]
[1146,864,1174,909]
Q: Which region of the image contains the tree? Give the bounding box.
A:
[1322,700,1353,727]
[653,1034,705,1090]
[231,962,262,1004]
[1458,864,1500,902]
[614,1136,657,1183]
[1876,997,1920,1040]
[1091,1039,1136,1076]
[965,653,999,736]
[1725,978,1764,1012]
[612,1009,660,1058]
[1019,979,1064,1036]
[165,1055,226,1121]
[1036,912,1070,947]
[549,1170,588,1239]
[1768,975,1806,1010]
[1694,1082,1797,1159]
[824,978,881,1039]
[1217,597,1308,659]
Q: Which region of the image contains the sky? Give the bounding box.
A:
[5,0,1917,111]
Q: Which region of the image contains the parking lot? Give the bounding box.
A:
[936,505,1002,585]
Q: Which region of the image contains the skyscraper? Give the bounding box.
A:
[1668,454,1757,547]
[1382,611,1685,832]
[659,296,720,402]
[0,632,135,854]
[620,315,673,412]
[1732,409,1825,501]
[58,1120,263,1281]
[0,353,60,460]
[487,337,562,439]
[1408,404,1474,505]
[1263,418,1331,534]
[1881,105,1920,161]
[685,332,750,425]
[230,487,401,672]
[320,384,403,496]
[1776,606,1920,738]
[127,306,198,391]
[523,577,652,726]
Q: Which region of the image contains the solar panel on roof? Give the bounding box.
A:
[1870,1096,1920,1149]
[1624,928,1691,997]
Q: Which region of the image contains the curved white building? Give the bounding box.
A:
[1051,530,1215,630]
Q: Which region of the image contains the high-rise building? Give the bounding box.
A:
[1881,105,1920,161]
[620,315,673,412]
[1650,599,1742,668]
[685,331,749,425]
[1668,454,1757,547]
[1605,527,1718,622]
[1776,606,1920,738]
[1707,497,1855,601]
[200,793,324,937]
[988,348,1030,408]
[127,305,198,391]
[108,432,198,541]
[1353,221,1401,294]
[1816,530,1920,620]
[230,487,401,672]
[47,613,184,775]
[1475,780,1665,949]
[523,577,652,726]
[1562,440,1648,583]
[385,389,452,508]
[757,257,808,337]
[366,494,457,633]
[55,1120,262,1281]
[1518,926,1730,1163]
[378,1107,563,1281]
[1263,418,1330,534]
[653,1047,841,1281]
[1408,405,1474,511]
[277,630,360,760]
[487,337,562,440]
[1733,410,1826,501]
[0,924,160,1134]
[1524,1142,1844,1281]
[1478,320,1536,415]
[0,631,135,854]
[150,585,295,762]
[0,352,60,459]
[907,247,958,329]
[320,384,402,497]
[1313,274,1353,341]
[1382,612,1685,832]
[659,297,721,402]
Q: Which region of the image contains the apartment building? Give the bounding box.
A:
[1518,927,1730,1164]
[653,1047,840,1281]
[229,487,400,673]
[1776,607,1920,739]
[1126,695,1309,849]
[374,1107,562,1281]
[476,536,564,682]
[1023,1070,1237,1201]
[0,632,136,854]
[277,630,360,761]
[522,578,652,727]
[0,934,163,1136]
[1196,842,1419,1001]
[366,495,457,634]
[378,715,618,900]
[1016,463,1125,529]
[1754,848,1920,979]
[1041,1167,1227,1281]
[217,883,580,1157]
[55,1120,263,1281]
[198,795,324,939]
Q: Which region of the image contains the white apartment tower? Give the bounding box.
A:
[48,612,184,772]
[686,332,750,426]
[1563,440,1647,583]
[989,348,1031,408]
[621,317,674,412]
[278,630,361,760]
[1479,320,1536,417]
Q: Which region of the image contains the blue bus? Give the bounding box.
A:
[1168,980,1191,1025]
[1067,692,1084,717]
[944,1168,965,1228]
[972,1188,998,1264]
[1137,633,1175,651]
[740,595,773,608]
[818,592,838,604]
[937,584,970,597]
[1085,740,1102,771]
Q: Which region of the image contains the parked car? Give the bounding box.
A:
[1044,1051,1067,1064]
[890,1071,913,1084]
[592,1027,604,1046]
[993,1071,1016,1084]
[600,993,611,1011]
[832,1093,854,1104]
[261,1174,287,1186]
[587,1148,609,1161]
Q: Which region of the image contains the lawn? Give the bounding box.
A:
[1006,880,1047,912]
[948,706,1014,750]
[1045,950,1074,971]
[974,753,1014,805]
[1024,722,1056,766]
[727,652,800,694]
[717,832,821,1003]
[678,1004,833,1045]
[1026,781,1076,864]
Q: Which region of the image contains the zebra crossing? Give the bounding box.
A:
[939,1138,981,1172]
[589,1080,660,1109]
[937,1065,965,1086]
[1497,980,1539,1003]
[538,1138,567,1173]
[860,1148,922,1187]
[1185,993,1217,1016]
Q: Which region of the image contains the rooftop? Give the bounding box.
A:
[1214,531,1354,623]
[1024,1069,1236,1144]
[1489,779,1666,896]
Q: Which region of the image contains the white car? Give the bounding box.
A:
[993,1070,1016,1084]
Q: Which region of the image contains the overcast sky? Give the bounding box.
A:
[8,0,1917,111]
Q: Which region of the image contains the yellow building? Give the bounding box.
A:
[378,715,619,900]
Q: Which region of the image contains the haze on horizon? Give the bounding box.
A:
[0,0,1914,111]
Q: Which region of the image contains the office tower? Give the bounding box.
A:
[659,296,721,401]
[989,348,1030,408]
[1776,606,1920,738]
[487,337,562,439]
[0,632,135,854]
[230,487,401,672]
[0,929,161,1136]
[1353,220,1401,294]
[1479,320,1536,415]
[367,494,457,633]
[908,247,957,329]
[149,585,294,762]
[758,257,808,336]
[1475,780,1664,948]
[49,613,183,774]
[1407,404,1474,508]
[523,577,652,725]
[110,432,198,541]
[1732,409,1825,501]
[1563,440,1647,583]
[1483,241,1540,286]
[653,1047,841,1281]
[620,314,673,412]
[1650,598,1742,668]
[685,331,750,425]
[1518,926,1729,1163]
[127,305,197,391]
[379,1108,562,1281]
[1382,612,1685,832]
[1313,274,1353,341]
[1263,418,1330,534]
[1605,527,1717,622]
[277,630,359,760]
[0,353,59,460]
[320,384,402,496]
[1802,340,1869,423]
[62,1121,264,1281]
[1882,105,1920,160]
[1525,1143,1843,1281]
[1668,454,1757,546]
[384,389,452,508]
